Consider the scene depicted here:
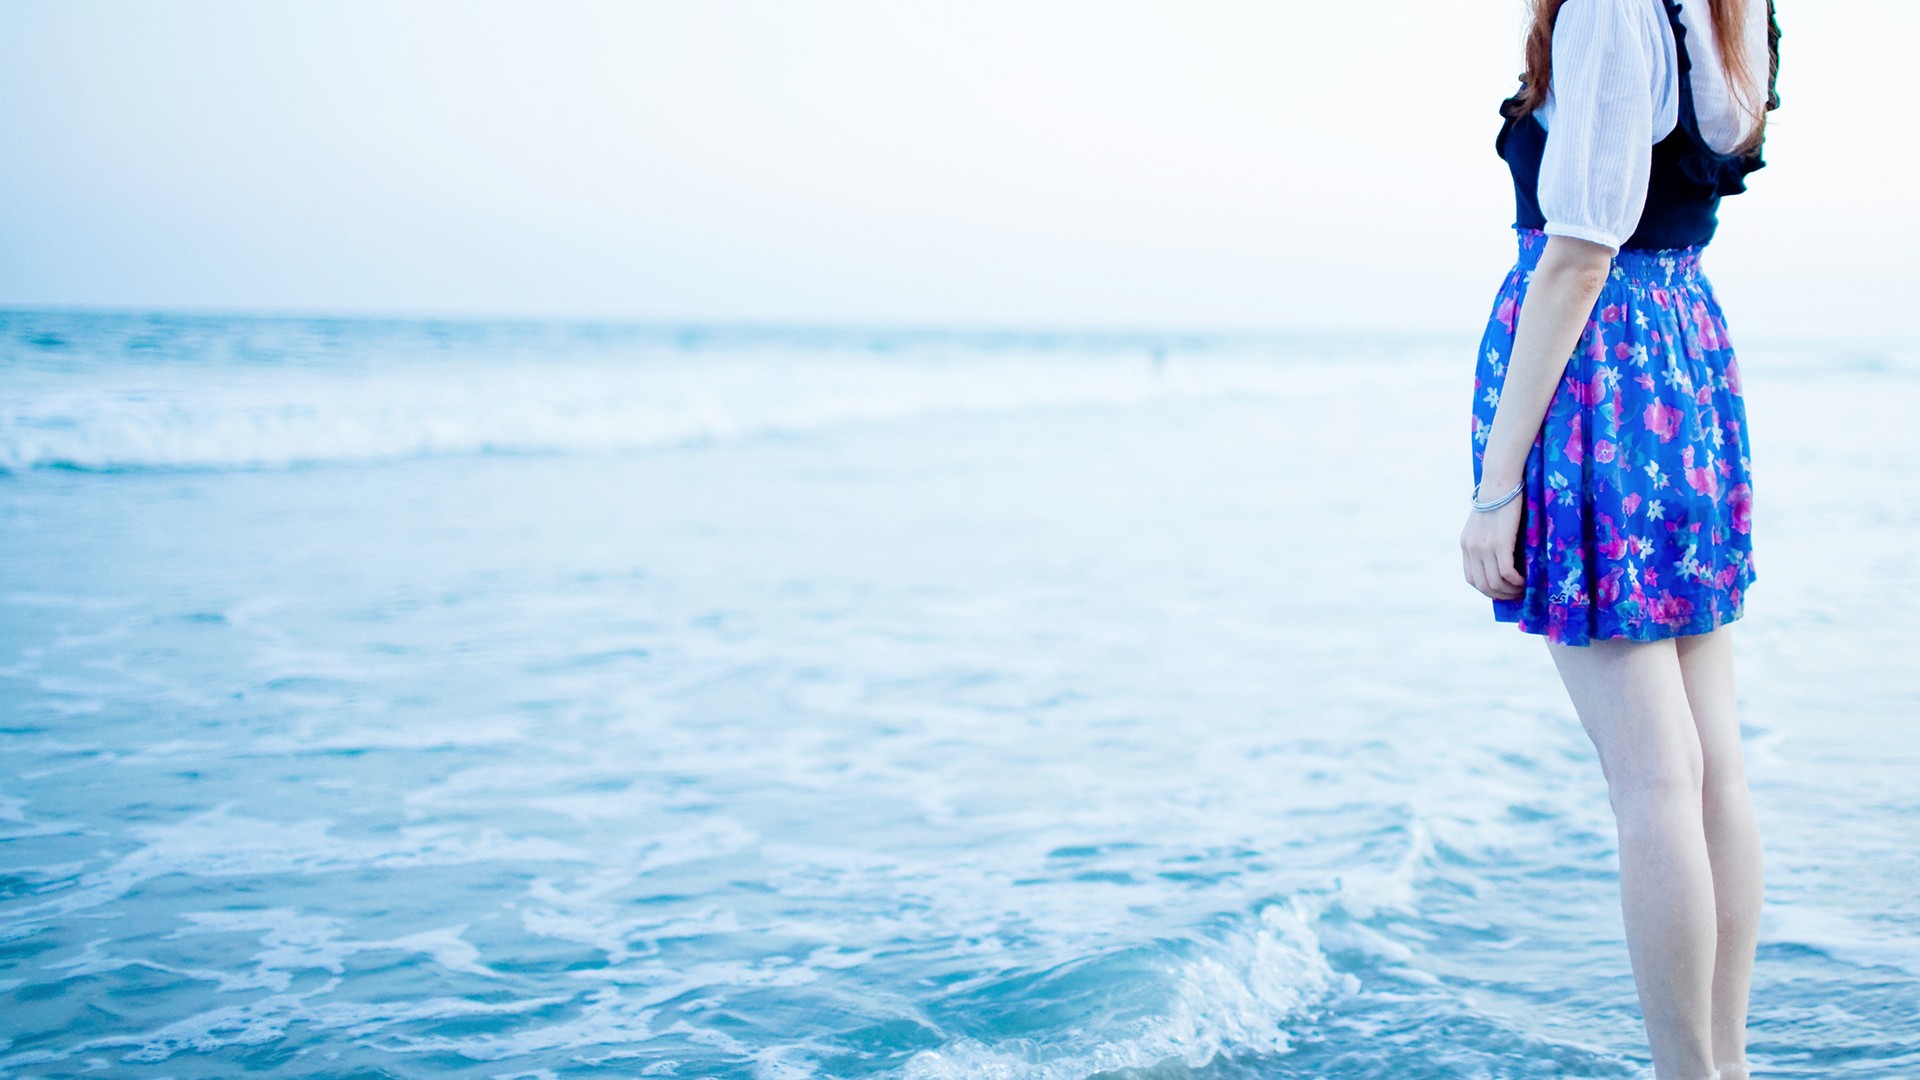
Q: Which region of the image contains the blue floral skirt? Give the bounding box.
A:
[1471,227,1756,646]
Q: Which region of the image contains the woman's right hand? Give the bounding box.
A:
[1460,490,1526,601]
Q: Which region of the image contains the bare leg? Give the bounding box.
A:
[1548,636,1718,1080]
[1675,626,1763,1079]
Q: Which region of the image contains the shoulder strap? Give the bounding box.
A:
[1661,0,1702,133]
[1661,0,1694,79]
[1765,0,1782,110]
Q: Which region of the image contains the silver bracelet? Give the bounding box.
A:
[1470,478,1524,512]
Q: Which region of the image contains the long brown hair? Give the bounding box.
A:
[1505,0,1781,156]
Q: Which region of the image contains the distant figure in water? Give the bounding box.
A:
[1459,1,1781,1078]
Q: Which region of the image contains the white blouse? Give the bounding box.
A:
[1533,0,1770,252]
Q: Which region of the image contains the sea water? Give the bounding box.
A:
[1,311,1916,1078]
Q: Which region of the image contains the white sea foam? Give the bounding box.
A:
[2,801,591,931]
[0,338,1404,473]
[0,979,576,1070]
[901,893,1364,1080]
[1765,905,1920,977]
[44,911,501,996]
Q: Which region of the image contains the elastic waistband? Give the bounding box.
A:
[1514,227,1705,286]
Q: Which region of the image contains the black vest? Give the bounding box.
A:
[1495,0,1778,251]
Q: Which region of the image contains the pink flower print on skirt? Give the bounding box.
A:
[1469,228,1756,645]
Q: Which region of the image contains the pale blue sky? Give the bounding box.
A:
[0,2,1909,337]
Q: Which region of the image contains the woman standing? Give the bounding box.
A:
[1460,1,1780,1077]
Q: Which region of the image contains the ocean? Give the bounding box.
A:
[2,310,1916,1078]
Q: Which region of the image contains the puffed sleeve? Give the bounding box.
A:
[1537,0,1658,252]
